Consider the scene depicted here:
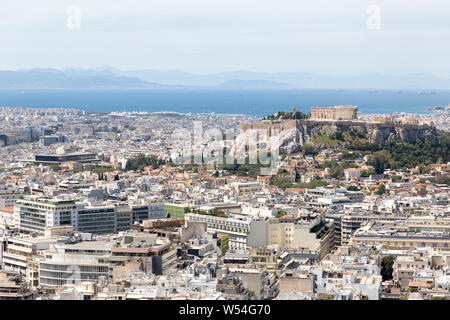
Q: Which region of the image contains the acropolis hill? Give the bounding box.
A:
[240,105,438,154]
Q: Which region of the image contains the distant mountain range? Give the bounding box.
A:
[0,67,450,89]
[216,79,292,89]
[0,69,181,89]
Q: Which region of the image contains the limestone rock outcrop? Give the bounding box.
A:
[239,119,437,155]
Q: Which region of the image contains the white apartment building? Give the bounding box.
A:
[248,217,336,261]
[2,236,52,273]
[344,168,361,181]
[184,213,250,251]
[0,191,23,209]
[13,196,134,235]
[14,197,77,234]
[39,241,112,287]
[0,207,15,229]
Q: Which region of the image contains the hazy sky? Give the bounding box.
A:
[1,0,449,76]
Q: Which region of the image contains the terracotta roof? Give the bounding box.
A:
[0,206,14,213]
[409,281,428,287]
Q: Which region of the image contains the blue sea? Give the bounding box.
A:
[0,89,449,116]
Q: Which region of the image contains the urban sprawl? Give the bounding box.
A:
[0,104,449,300]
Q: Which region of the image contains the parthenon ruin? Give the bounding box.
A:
[311,105,358,120]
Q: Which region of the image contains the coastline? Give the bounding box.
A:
[0,88,449,116]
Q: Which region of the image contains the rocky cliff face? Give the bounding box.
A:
[238,120,438,155]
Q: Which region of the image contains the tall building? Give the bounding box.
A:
[131,203,165,224]
[75,204,117,234]
[14,198,77,234]
[39,241,112,287]
[111,233,177,275]
[247,217,335,261]
[14,197,134,235]
[0,191,23,209]
[2,236,52,273]
[185,213,250,251]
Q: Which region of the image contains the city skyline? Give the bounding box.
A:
[0,0,449,306]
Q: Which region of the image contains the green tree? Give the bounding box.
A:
[125,154,166,171]
[361,168,376,177]
[381,255,395,281]
[272,177,294,189]
[330,167,344,179]
[376,184,386,195]
[368,150,391,174]
[302,143,316,156]
[435,175,450,185]
[276,210,287,218]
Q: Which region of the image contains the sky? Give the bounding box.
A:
[0,0,449,76]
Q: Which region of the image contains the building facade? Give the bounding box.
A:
[311,105,358,120]
[185,213,250,251]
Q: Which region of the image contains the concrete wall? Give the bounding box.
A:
[247,220,269,248]
[180,221,207,243]
[279,275,313,294]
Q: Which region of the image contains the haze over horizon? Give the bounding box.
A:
[0,0,449,77]
[3,66,450,79]
[1,67,450,89]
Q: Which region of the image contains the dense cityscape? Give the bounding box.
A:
[0,104,449,300]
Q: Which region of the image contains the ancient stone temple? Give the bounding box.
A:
[311,105,358,120]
